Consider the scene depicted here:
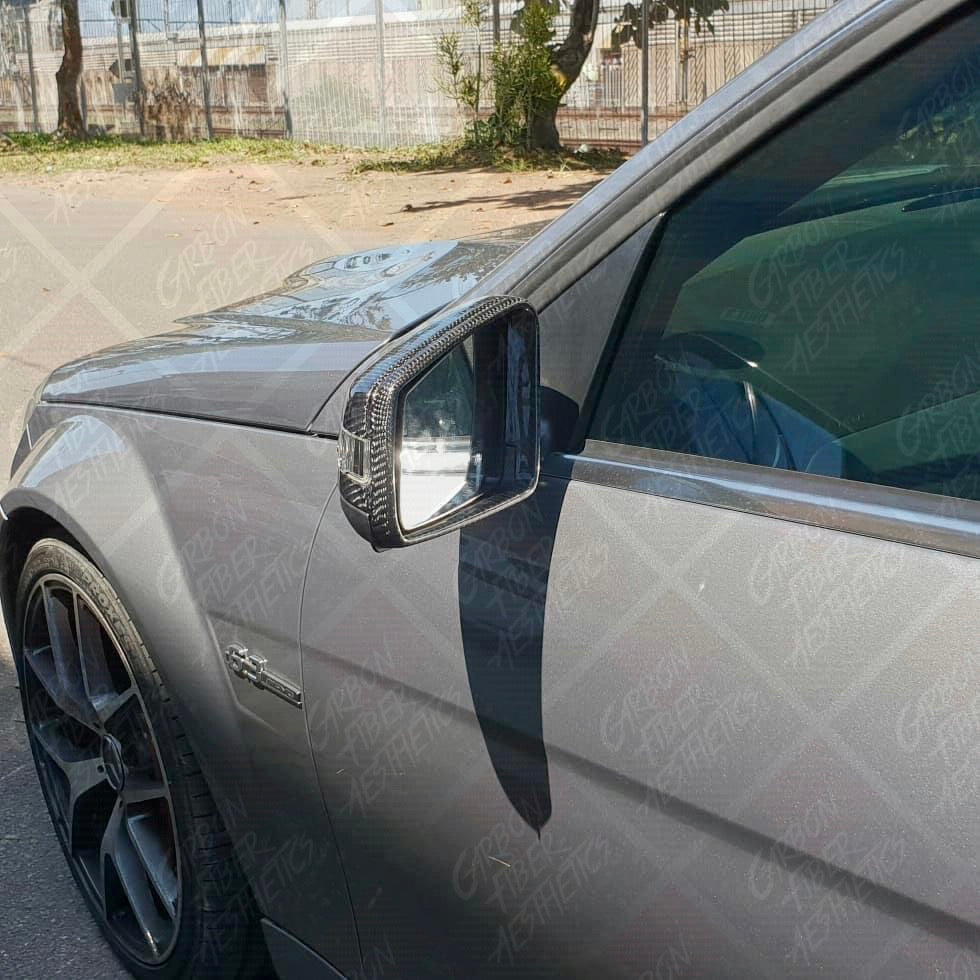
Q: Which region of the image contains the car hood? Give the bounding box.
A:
[42,226,540,431]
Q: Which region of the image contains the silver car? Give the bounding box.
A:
[2,0,978,976]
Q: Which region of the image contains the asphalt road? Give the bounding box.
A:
[0,176,347,979]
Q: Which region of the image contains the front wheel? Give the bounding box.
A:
[14,538,270,979]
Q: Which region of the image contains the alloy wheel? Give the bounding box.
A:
[20,573,181,965]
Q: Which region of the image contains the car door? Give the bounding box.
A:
[300,10,980,978]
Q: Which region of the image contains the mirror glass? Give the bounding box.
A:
[399,337,482,531]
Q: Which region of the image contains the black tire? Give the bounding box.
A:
[14,538,272,979]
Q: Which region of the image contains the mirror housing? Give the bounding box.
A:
[337,296,540,549]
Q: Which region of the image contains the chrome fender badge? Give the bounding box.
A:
[224,643,303,708]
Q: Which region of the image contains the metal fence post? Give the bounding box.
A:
[80,72,88,130]
[678,15,690,107]
[196,0,214,138]
[278,0,292,139]
[114,6,127,97]
[127,0,146,136]
[640,0,649,144]
[21,4,40,133]
[374,0,388,148]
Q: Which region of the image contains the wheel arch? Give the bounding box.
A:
[0,505,91,656]
[2,416,221,686]
[1,415,258,898]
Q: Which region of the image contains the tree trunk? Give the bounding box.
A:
[550,0,600,89]
[528,109,561,151]
[534,0,599,150]
[56,0,85,137]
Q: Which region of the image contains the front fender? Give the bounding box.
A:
[1,409,361,976]
[3,414,237,743]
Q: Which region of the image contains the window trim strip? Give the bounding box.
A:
[544,440,980,560]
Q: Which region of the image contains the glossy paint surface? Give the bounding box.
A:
[42,230,535,432]
[43,321,382,432]
[214,227,542,333]
[300,464,979,977]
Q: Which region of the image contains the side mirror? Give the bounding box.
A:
[337,296,540,548]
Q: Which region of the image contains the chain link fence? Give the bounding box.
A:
[0,0,835,148]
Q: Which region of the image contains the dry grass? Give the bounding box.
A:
[0,133,340,176]
[350,138,627,174]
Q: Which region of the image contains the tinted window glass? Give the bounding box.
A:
[592,11,980,502]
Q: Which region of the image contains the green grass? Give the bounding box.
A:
[350,138,628,175]
[0,132,340,175]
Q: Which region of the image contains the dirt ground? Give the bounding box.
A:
[7,150,604,251]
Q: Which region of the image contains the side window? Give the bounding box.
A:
[591,10,980,503]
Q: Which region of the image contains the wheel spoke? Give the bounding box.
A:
[123,774,169,805]
[102,800,171,955]
[92,687,136,727]
[28,585,95,727]
[74,594,114,705]
[66,757,111,850]
[32,719,107,845]
[99,799,124,910]
[24,643,96,728]
[67,756,108,806]
[43,583,80,678]
[33,718,101,789]
[126,809,179,920]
